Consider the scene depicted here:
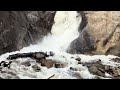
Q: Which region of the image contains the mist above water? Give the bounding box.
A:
[20,11,81,53]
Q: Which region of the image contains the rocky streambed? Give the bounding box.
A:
[0,51,120,79]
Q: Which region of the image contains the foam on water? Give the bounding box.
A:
[0,11,120,79]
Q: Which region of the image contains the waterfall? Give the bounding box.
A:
[19,11,81,53]
[0,11,119,79]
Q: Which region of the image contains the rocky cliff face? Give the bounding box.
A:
[0,11,56,55]
[86,11,120,56]
[67,11,120,57]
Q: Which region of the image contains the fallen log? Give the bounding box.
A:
[7,51,54,60]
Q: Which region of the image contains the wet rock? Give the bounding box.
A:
[89,65,105,77]
[105,66,111,71]
[97,70,105,77]
[49,51,55,56]
[0,61,12,68]
[72,72,83,79]
[89,66,98,74]
[21,61,31,67]
[75,57,81,61]
[78,61,82,64]
[70,67,78,71]
[98,67,105,73]
[33,52,49,59]
[71,57,74,59]
[83,60,106,77]
[83,59,120,78]
[54,63,65,68]
[111,58,120,63]
[110,67,120,78]
[32,64,41,72]
[41,59,55,68]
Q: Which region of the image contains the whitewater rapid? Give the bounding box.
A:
[0,11,120,79]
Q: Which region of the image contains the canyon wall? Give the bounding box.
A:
[0,11,56,55]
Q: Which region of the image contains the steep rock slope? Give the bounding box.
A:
[0,11,56,55]
[68,11,120,57]
[86,11,120,56]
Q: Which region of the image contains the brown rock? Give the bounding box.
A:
[88,65,98,74]
[72,72,83,79]
[97,70,105,77]
[41,59,55,68]
[32,64,41,72]
[105,66,111,71]
[68,11,120,57]
[54,63,65,68]
[86,11,120,56]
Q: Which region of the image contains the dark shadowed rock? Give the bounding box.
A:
[67,11,95,54]
[75,57,81,61]
[21,61,31,67]
[78,61,82,64]
[70,67,78,71]
[49,51,55,56]
[0,11,56,55]
[54,63,65,68]
[32,64,41,72]
[97,70,105,77]
[7,52,49,60]
[111,58,120,63]
[77,11,88,32]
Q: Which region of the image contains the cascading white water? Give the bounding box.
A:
[0,11,120,79]
[20,11,81,53]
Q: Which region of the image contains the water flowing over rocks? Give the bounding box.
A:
[0,11,120,79]
[0,51,120,79]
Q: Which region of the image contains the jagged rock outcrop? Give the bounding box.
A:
[0,11,56,55]
[67,11,95,54]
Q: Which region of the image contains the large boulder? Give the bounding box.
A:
[0,11,56,55]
